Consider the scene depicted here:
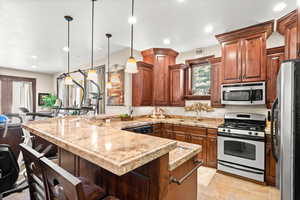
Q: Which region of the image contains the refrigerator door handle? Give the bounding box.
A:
[271,97,279,162]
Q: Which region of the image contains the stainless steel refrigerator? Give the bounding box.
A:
[271,59,300,200]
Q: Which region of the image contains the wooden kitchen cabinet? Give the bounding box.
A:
[190,133,207,164]
[216,20,273,84]
[169,64,186,107]
[241,34,267,82]
[132,62,154,106]
[277,10,298,60]
[221,40,241,83]
[266,46,285,109]
[266,135,276,186]
[210,57,224,108]
[206,129,218,168]
[141,48,179,106]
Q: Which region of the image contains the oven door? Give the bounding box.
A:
[218,136,265,170]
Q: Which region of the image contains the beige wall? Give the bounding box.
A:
[52,32,285,117]
[0,67,55,111]
[132,32,284,117]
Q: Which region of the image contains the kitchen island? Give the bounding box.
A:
[22,116,202,200]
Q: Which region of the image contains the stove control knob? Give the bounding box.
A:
[255,132,258,136]
[228,129,231,133]
[248,132,252,135]
[223,129,226,132]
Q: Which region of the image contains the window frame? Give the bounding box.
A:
[184,55,214,100]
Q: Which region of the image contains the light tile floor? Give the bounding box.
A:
[4,167,280,200]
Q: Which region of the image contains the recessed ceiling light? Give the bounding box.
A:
[128,16,137,24]
[273,2,287,12]
[204,25,214,33]
[63,46,69,52]
[163,38,171,45]
[31,55,37,59]
[31,65,37,68]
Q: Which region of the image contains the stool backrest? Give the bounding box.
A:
[40,157,86,200]
[20,143,46,200]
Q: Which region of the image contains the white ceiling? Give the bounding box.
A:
[0,0,297,74]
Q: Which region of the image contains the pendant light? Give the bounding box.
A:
[106,33,113,89]
[64,16,74,85]
[87,0,98,82]
[125,0,138,74]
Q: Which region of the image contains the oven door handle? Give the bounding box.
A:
[218,162,264,175]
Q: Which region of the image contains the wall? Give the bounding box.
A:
[0,67,55,111]
[53,32,285,118]
[53,47,142,115]
[132,32,284,118]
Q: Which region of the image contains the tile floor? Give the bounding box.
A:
[4,167,280,200]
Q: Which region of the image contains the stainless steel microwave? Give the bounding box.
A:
[221,82,265,105]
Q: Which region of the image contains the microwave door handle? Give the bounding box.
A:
[250,88,253,104]
[271,97,279,162]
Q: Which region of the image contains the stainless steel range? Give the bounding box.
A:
[217,113,266,182]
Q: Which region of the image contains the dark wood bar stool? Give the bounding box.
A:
[20,143,47,200]
[21,144,119,200]
[40,156,120,200]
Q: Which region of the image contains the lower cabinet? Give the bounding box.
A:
[266,135,276,186]
[157,123,217,168]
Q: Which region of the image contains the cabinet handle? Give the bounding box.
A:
[170,160,203,185]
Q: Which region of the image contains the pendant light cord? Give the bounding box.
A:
[91,0,95,70]
[130,0,134,57]
[68,20,70,74]
[108,36,110,73]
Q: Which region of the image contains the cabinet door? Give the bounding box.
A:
[210,58,224,108]
[221,40,241,83]
[206,136,217,168]
[190,134,207,165]
[266,50,284,109]
[132,62,153,106]
[266,143,276,186]
[241,34,266,82]
[169,65,185,106]
[285,24,298,59]
[153,55,170,105]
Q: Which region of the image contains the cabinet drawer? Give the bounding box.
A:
[153,123,162,131]
[173,125,207,136]
[207,128,217,137]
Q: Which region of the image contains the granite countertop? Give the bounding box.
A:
[22,116,209,175]
[22,117,177,176]
[169,141,201,171]
[100,117,223,130]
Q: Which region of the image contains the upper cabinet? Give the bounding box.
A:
[141,48,179,106]
[132,62,154,106]
[210,57,224,108]
[266,46,284,109]
[277,10,298,60]
[169,64,186,107]
[216,20,274,84]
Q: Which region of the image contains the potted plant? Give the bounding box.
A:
[42,94,58,111]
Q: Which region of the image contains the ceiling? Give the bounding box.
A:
[0,0,297,74]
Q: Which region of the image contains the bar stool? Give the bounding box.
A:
[20,144,119,200]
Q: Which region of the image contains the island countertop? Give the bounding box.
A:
[22,116,178,176]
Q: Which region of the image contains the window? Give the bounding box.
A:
[191,63,211,96]
[185,55,214,100]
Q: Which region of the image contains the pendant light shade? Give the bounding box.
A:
[87,69,98,81]
[87,0,98,82]
[125,0,138,74]
[125,56,138,73]
[64,15,74,85]
[106,33,113,89]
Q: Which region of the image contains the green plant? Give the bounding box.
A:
[119,114,130,118]
[42,94,57,108]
